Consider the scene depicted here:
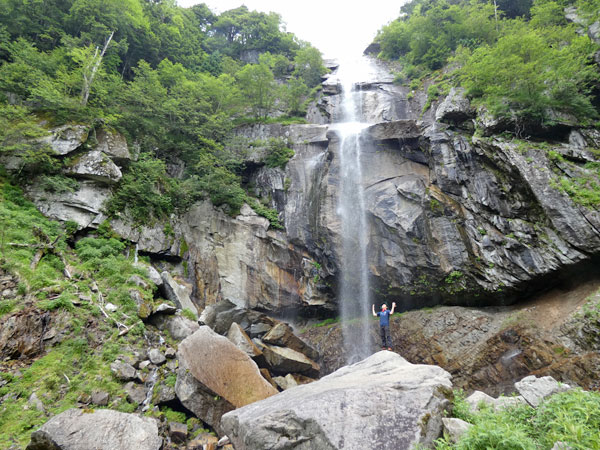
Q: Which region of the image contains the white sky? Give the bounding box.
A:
[176,1,406,59]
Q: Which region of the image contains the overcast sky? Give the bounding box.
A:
[176,1,405,59]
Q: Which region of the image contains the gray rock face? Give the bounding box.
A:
[38,125,89,155]
[26,180,110,229]
[90,53,600,315]
[96,128,134,163]
[435,87,473,124]
[161,272,197,316]
[66,150,122,183]
[149,313,199,341]
[514,375,571,407]
[221,351,452,450]
[26,408,161,450]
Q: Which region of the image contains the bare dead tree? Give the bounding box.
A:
[80,31,114,107]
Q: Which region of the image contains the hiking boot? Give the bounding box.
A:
[387,347,392,351]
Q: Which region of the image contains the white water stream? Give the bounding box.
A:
[332,56,380,362]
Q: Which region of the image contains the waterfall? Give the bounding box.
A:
[334,56,376,363]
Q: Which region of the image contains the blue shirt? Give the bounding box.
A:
[377,310,391,326]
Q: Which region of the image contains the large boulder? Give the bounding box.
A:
[227,322,263,360]
[515,375,571,407]
[175,326,278,432]
[26,180,111,229]
[26,408,162,450]
[96,128,134,164]
[66,150,122,184]
[435,87,473,124]
[261,343,320,377]
[200,300,275,336]
[161,272,197,316]
[221,351,452,450]
[262,322,319,360]
[149,313,199,341]
[38,124,89,155]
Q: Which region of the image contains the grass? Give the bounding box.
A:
[435,389,600,449]
[0,175,162,447]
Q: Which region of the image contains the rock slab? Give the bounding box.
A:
[221,351,452,450]
[515,375,571,407]
[175,326,277,432]
[26,408,162,450]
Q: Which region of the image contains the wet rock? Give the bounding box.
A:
[161,272,197,316]
[221,352,452,450]
[261,343,320,377]
[363,120,421,141]
[110,360,137,381]
[262,322,319,360]
[148,349,166,366]
[442,418,472,443]
[37,124,89,155]
[91,390,109,406]
[66,150,122,184]
[514,375,571,407]
[175,326,278,433]
[169,422,188,444]
[124,381,147,405]
[26,408,161,450]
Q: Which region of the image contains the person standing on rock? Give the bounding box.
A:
[372,302,396,350]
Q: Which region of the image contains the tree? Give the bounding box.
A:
[459,22,599,125]
[79,31,113,106]
[236,61,276,119]
[293,46,326,88]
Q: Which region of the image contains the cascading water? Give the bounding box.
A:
[334,56,379,363]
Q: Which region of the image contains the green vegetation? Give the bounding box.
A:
[0,178,162,447]
[0,0,326,226]
[377,0,600,127]
[436,388,600,449]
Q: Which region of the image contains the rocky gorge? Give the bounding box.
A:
[2,9,600,450]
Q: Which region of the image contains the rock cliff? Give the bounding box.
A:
[8,57,600,317]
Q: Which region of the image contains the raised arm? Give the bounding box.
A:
[390,302,396,314]
[372,304,377,317]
